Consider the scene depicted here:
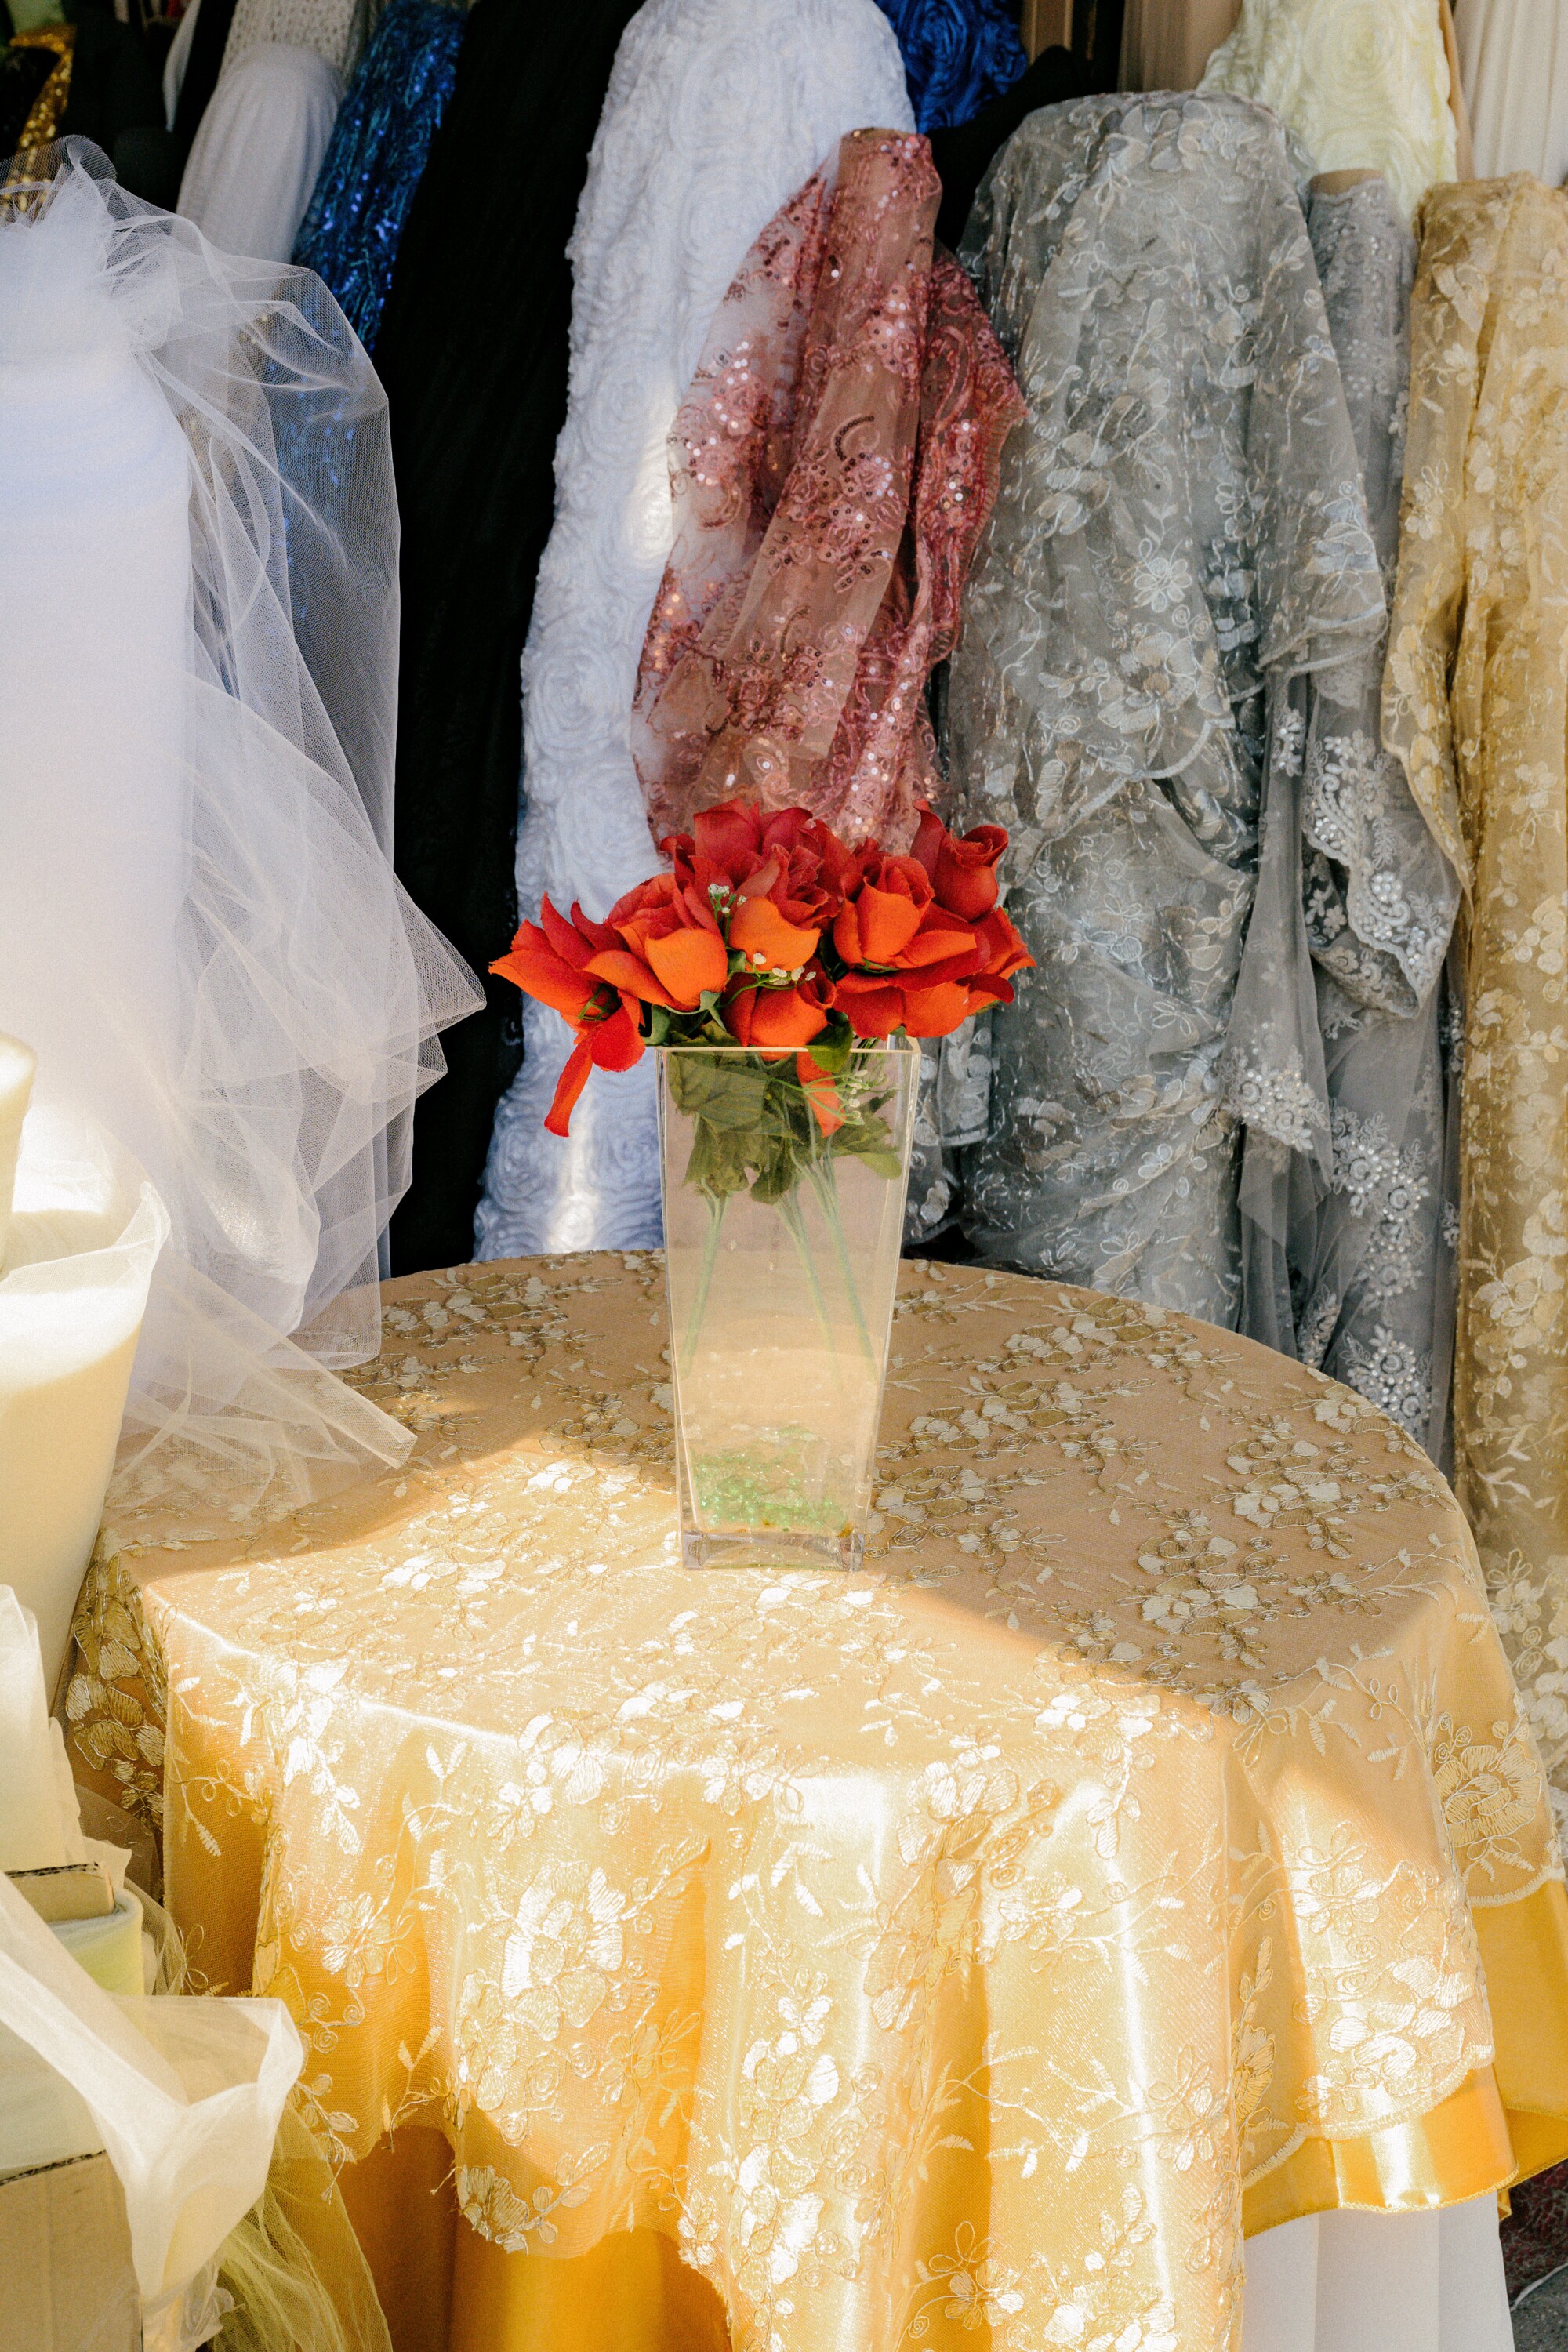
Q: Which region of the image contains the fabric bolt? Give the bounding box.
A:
[942,94,1385,1328]
[1453,0,1568,185]
[219,0,364,85]
[1236,174,1460,1454]
[1119,0,1240,89]
[372,0,644,1278]
[633,131,1023,852]
[292,0,463,350]
[927,40,1094,249]
[1199,0,1457,221]
[59,1255,1568,2352]
[57,0,162,156]
[0,142,477,1519]
[170,0,235,147]
[477,0,913,1264]
[177,42,340,265]
[872,0,1026,132]
[162,0,198,125]
[1382,174,1568,1829]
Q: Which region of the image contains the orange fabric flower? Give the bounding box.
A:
[726,964,834,1056]
[586,873,729,1009]
[490,897,648,1136]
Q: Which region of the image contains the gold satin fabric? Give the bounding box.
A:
[62,1258,1568,2352]
[1384,175,1568,1820]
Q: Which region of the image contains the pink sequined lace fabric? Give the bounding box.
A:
[633,129,1024,849]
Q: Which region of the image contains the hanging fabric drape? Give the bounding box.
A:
[176,39,340,263]
[370,0,645,1276]
[292,0,465,349]
[633,129,1022,852]
[1452,0,1568,185]
[475,0,913,1262]
[0,140,478,1514]
[945,93,1387,1326]
[1236,172,1458,1450]
[869,0,1025,132]
[1383,170,1568,1810]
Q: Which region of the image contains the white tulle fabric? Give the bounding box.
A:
[177,43,342,266]
[1454,0,1568,183]
[474,0,913,1260]
[1200,0,1457,220]
[0,145,479,1508]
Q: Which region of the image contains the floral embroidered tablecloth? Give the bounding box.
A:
[61,1256,1568,2352]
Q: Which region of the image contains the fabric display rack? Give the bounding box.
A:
[3,1,1568,2350]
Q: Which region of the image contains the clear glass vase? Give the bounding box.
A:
[657,1040,917,1570]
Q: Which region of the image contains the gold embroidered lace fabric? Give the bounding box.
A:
[1384,175,1568,1829]
[62,1258,1568,2352]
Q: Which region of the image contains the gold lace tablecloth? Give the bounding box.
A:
[61,1256,1568,2352]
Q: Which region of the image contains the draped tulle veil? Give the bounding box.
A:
[0,140,480,1509]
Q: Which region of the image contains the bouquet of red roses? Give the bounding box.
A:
[491,797,1033,1144]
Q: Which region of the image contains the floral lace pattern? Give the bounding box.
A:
[944,96,1386,1323]
[60,1255,1565,2352]
[1239,179,1458,1453]
[633,131,1023,851]
[477,0,913,1261]
[1198,0,1457,222]
[1383,176,1568,1809]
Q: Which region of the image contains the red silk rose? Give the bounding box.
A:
[491,797,1033,1132]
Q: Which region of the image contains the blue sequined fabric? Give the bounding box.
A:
[293,0,464,350]
[873,0,1027,133]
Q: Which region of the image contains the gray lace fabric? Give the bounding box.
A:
[1268,177,1460,1453]
[936,93,1388,1324]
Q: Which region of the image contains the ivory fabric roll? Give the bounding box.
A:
[1453,0,1568,183]
[176,41,342,263]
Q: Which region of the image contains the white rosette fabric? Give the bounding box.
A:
[0,143,480,1512]
[475,0,913,1259]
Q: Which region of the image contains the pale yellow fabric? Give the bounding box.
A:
[1384,175,1568,1828]
[61,1258,1568,2352]
[1200,0,1457,220]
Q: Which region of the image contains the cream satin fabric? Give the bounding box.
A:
[63,1258,1568,2352]
[1384,176,1568,1829]
[1241,2198,1510,2352]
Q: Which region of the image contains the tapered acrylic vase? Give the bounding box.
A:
[658,1041,917,1570]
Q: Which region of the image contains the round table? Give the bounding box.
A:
[61,1255,1568,2352]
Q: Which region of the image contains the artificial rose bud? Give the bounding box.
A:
[933,825,1007,920]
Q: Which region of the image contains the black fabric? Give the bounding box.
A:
[60,0,162,151]
[0,41,52,152]
[0,3,16,49]
[114,119,183,205]
[170,0,235,150]
[929,42,1095,249]
[376,0,641,1274]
